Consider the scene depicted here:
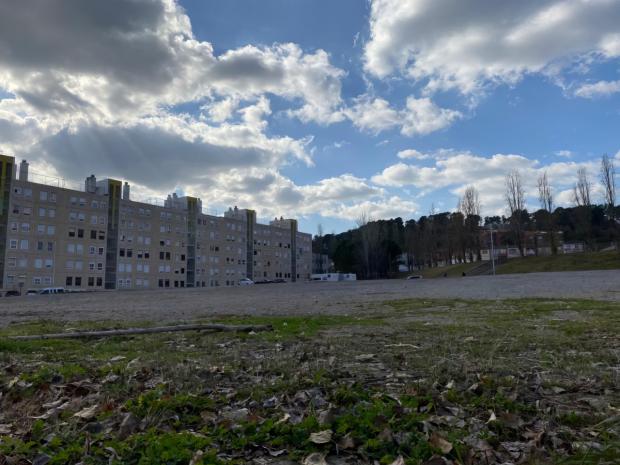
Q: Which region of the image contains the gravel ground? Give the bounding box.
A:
[1,269,619,327]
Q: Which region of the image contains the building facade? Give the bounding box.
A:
[0,155,311,292]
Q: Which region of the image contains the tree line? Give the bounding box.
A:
[314,155,618,279]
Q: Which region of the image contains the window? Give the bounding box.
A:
[77,229,84,238]
[98,231,105,240]
[33,277,42,285]
[89,262,95,271]
[69,212,77,221]
[9,222,17,232]
[18,258,27,268]
[90,215,98,225]
[70,196,77,205]
[45,259,53,269]
[97,262,103,271]
[20,239,29,250]
[50,192,56,202]
[75,277,82,286]
[23,207,32,215]
[68,227,76,238]
[38,207,46,217]
[7,257,16,268]
[127,249,133,258]
[88,277,94,287]
[120,248,125,257]
[78,213,85,222]
[67,244,75,253]
[47,225,55,235]
[35,258,43,269]
[79,198,85,207]
[66,260,74,270]
[96,277,103,286]
[90,230,97,239]
[76,244,83,255]
[89,246,96,255]
[37,224,45,234]
[21,223,30,232]
[48,209,56,218]
[39,191,48,201]
[66,276,73,286]
[37,241,43,251]
[98,247,104,255]
[75,261,83,271]
[47,242,53,252]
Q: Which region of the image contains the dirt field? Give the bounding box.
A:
[1,269,619,327]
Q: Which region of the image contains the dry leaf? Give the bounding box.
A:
[302,453,327,465]
[73,404,98,420]
[429,432,453,454]
[309,429,333,444]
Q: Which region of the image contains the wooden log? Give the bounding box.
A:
[9,323,273,341]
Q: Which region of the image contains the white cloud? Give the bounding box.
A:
[397,149,430,160]
[400,97,461,136]
[555,150,573,158]
[346,95,461,136]
[364,0,620,95]
[372,150,604,215]
[574,80,620,98]
[0,1,346,127]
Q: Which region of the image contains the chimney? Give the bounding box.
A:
[85,174,97,193]
[19,159,29,182]
[122,182,130,200]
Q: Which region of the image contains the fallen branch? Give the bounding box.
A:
[9,323,273,341]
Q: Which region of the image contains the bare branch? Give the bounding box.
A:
[537,171,553,212]
[573,167,592,207]
[600,154,616,216]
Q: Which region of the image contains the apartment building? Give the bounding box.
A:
[0,155,312,292]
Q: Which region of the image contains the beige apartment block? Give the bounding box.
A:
[0,155,312,293]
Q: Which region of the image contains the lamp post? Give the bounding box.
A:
[490,227,496,276]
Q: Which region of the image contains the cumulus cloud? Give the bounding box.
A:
[574,80,620,98]
[346,95,461,135]
[372,151,603,214]
[0,0,345,126]
[364,0,620,94]
[397,149,430,160]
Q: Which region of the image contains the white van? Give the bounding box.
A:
[38,287,66,295]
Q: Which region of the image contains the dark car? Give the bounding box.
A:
[4,290,21,297]
[272,278,286,283]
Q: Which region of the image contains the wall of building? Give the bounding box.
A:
[0,155,312,292]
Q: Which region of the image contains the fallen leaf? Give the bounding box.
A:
[302,453,327,465]
[389,456,406,465]
[309,429,333,444]
[429,432,453,454]
[73,404,98,420]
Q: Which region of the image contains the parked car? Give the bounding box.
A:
[4,290,20,297]
[25,289,39,296]
[406,275,423,280]
[272,278,286,283]
[238,278,254,286]
[254,279,273,284]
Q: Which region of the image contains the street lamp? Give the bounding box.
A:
[489,227,496,276]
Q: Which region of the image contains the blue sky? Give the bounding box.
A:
[0,0,619,235]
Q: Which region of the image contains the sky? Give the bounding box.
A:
[0,0,619,235]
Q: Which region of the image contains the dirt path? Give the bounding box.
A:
[1,269,619,327]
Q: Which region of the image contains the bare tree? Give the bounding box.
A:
[537,171,553,212]
[600,154,616,217]
[356,211,371,278]
[505,170,526,256]
[458,186,482,261]
[573,167,592,207]
[537,171,557,254]
[458,185,481,218]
